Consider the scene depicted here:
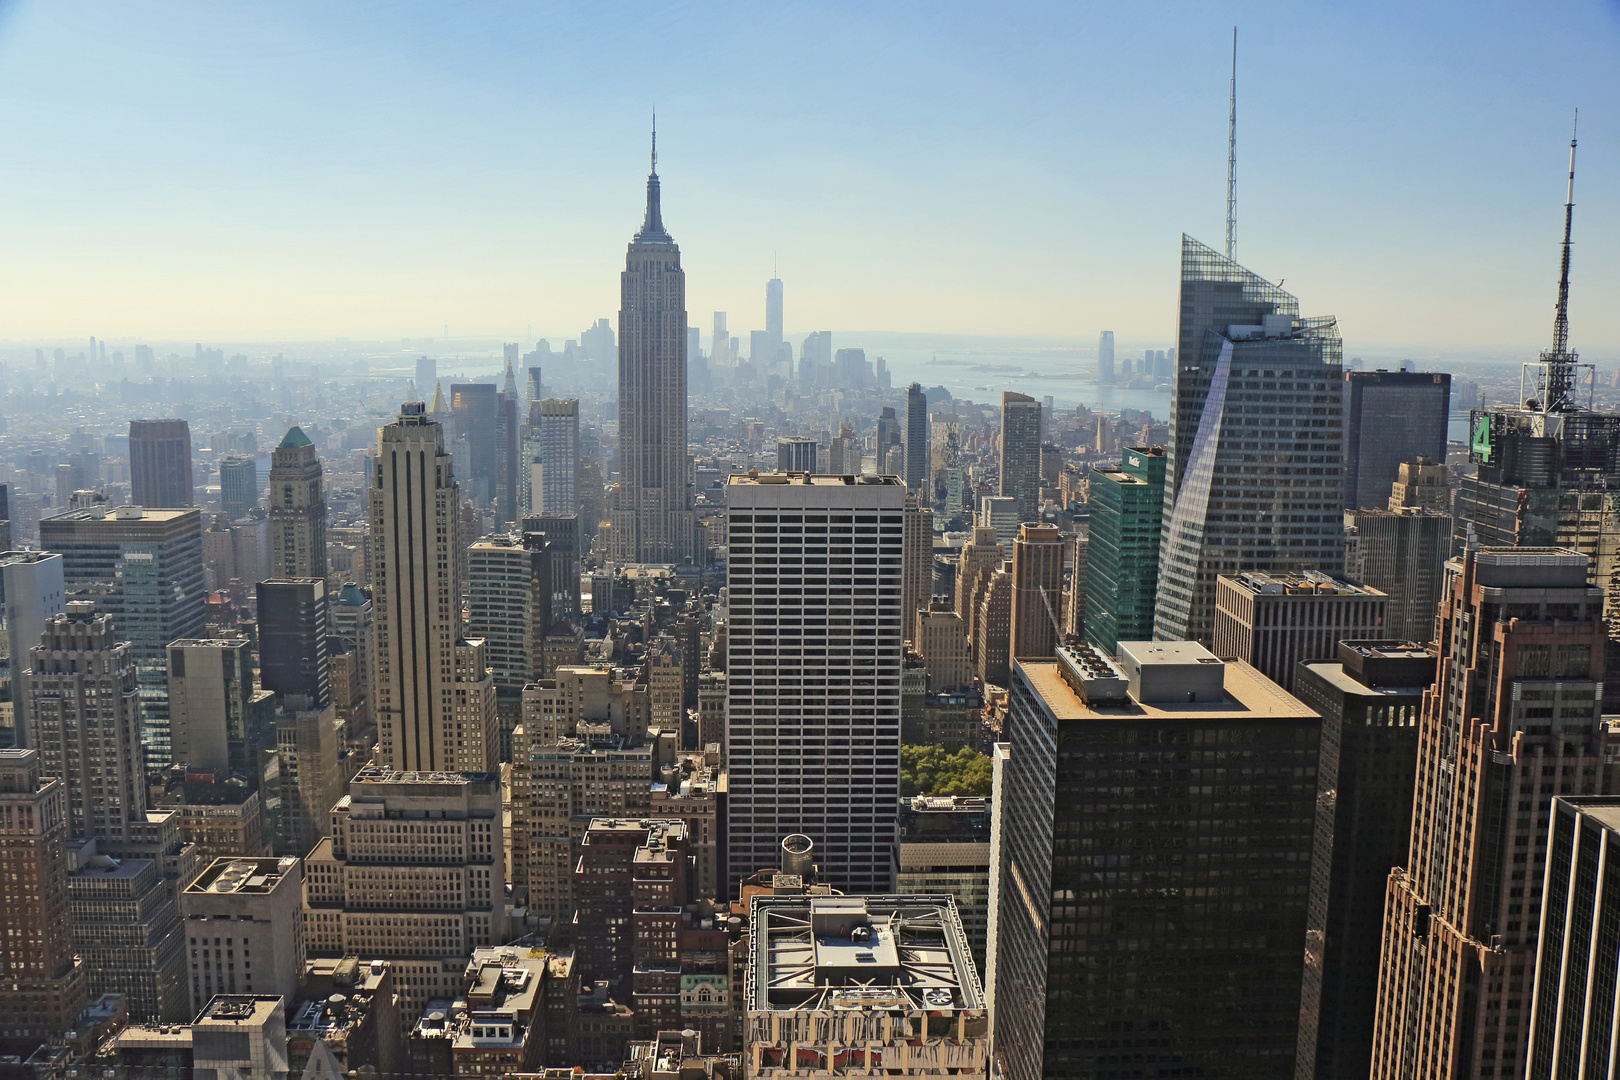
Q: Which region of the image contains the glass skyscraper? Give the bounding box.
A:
[1343,369,1450,509]
[996,642,1320,1080]
[998,391,1042,521]
[1156,236,1344,646]
[38,507,206,768]
[1084,445,1166,652]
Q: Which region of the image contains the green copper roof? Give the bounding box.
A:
[278,426,313,449]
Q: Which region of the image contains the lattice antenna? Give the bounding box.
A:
[1225,27,1237,260]
[651,109,657,174]
[1539,109,1580,411]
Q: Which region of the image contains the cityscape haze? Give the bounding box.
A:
[6,5,1620,1080]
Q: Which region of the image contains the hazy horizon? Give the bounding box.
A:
[1,2,1617,354]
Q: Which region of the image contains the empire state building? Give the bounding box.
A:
[610,127,694,565]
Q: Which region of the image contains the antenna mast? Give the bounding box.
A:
[1225,27,1237,260]
[1541,109,1579,411]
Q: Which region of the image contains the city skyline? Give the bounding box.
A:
[0,3,1613,354]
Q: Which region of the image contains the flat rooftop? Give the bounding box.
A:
[352,764,500,786]
[1578,804,1620,835]
[728,472,903,487]
[185,856,299,895]
[1299,661,1432,700]
[196,995,283,1027]
[42,507,198,525]
[1223,570,1383,597]
[748,895,982,1014]
[1018,656,1315,722]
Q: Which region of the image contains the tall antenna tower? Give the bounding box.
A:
[1540,109,1579,412]
[1225,27,1237,260]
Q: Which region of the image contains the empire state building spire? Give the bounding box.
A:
[636,113,670,243]
[612,122,693,564]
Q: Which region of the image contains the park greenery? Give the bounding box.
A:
[900,744,993,798]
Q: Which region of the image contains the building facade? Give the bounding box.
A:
[275,703,343,859]
[267,426,327,580]
[24,602,146,839]
[906,383,929,492]
[997,641,1321,1080]
[1157,236,1345,646]
[1349,507,1451,643]
[999,391,1042,521]
[167,637,261,778]
[724,474,904,895]
[525,398,580,518]
[40,506,206,768]
[1084,446,1166,653]
[130,418,194,508]
[1009,522,1063,661]
[467,534,551,701]
[610,137,694,565]
[0,549,65,746]
[256,578,330,710]
[903,493,933,646]
[1344,370,1451,509]
[0,748,87,1039]
[896,796,991,967]
[69,843,188,1021]
[370,401,469,772]
[1211,570,1388,693]
[1527,796,1620,1077]
[303,766,504,1017]
[1370,548,1612,1079]
[775,439,817,474]
[181,856,305,1015]
[1293,641,1428,1080]
[218,454,258,517]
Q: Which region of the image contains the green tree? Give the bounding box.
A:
[900,744,992,798]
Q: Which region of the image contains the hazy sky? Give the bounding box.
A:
[0,1,1617,356]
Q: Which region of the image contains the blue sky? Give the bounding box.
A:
[0,1,1616,356]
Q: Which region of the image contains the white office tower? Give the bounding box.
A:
[0,550,65,744]
[370,402,484,772]
[724,473,905,895]
[303,765,503,1017]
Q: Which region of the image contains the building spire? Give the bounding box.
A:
[1541,108,1580,411]
[1226,26,1237,261]
[636,112,670,243]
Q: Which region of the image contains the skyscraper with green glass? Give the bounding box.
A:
[1084,445,1166,652]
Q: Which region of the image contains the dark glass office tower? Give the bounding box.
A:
[450,383,499,509]
[906,382,929,491]
[256,578,330,710]
[1527,795,1620,1078]
[1344,370,1450,509]
[999,392,1042,521]
[997,641,1320,1080]
[1293,641,1427,1080]
[129,418,194,507]
[1084,446,1166,652]
[1157,236,1344,646]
